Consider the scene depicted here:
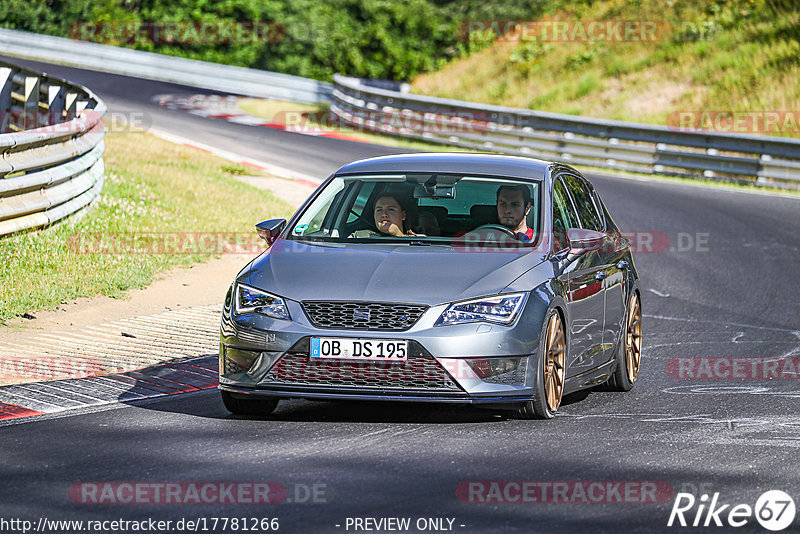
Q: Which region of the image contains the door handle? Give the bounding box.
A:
[595,271,608,281]
[617,260,629,269]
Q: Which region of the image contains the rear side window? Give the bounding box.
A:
[563,174,604,231]
[552,177,581,251]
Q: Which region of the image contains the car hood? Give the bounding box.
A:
[245,239,548,306]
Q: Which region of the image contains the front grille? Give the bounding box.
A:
[302,301,427,331]
[262,353,461,391]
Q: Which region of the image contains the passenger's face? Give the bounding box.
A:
[374,196,406,236]
[497,189,531,232]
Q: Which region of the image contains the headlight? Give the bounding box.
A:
[434,293,526,327]
[234,283,291,321]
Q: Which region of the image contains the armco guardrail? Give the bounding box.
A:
[0,28,331,105]
[0,60,106,237]
[331,75,800,189]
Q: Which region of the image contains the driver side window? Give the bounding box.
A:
[564,174,604,232]
[552,177,581,251]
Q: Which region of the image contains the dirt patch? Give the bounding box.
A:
[624,79,696,118]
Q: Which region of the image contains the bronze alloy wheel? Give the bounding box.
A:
[544,312,566,411]
[625,293,642,384]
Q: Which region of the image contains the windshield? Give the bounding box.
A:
[287,173,542,248]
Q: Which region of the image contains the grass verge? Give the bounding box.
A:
[0,126,294,324]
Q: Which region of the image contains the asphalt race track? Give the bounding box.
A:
[2,57,800,533]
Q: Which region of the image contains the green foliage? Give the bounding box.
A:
[0,0,547,81]
[221,164,249,175]
[573,73,599,98]
[604,56,631,77]
[565,48,597,70]
[0,0,119,36]
[508,41,552,76]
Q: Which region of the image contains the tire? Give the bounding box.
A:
[221,390,279,416]
[605,291,642,392]
[516,308,566,420]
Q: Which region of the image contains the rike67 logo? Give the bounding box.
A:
[668,490,796,531]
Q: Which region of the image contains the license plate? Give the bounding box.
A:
[310,338,408,362]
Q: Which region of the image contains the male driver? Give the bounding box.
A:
[496,185,533,241]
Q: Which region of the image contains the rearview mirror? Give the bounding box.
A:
[413,184,456,199]
[256,219,287,246]
[567,228,605,253]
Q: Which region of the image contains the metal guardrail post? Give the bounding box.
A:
[45,84,66,126]
[64,91,79,121]
[0,68,11,132]
[21,75,40,130]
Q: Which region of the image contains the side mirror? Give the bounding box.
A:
[256,219,287,246]
[567,228,605,253]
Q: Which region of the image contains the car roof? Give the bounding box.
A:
[335,152,552,181]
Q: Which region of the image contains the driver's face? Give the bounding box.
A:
[497,189,531,232]
[374,196,406,236]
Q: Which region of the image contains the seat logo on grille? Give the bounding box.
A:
[353,308,371,322]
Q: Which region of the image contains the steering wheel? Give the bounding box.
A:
[471,223,517,237]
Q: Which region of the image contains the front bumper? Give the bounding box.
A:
[219,383,535,405]
[219,295,548,403]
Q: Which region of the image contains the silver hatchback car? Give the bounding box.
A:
[219,153,642,419]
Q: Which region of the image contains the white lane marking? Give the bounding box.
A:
[149,127,322,185]
[647,341,797,349]
[29,382,110,403]
[227,115,272,126]
[360,428,391,438]
[645,314,800,334]
[648,288,670,297]
[663,385,800,398]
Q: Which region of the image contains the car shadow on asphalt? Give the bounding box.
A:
[262,390,595,423]
[129,380,599,425]
[134,389,513,424]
